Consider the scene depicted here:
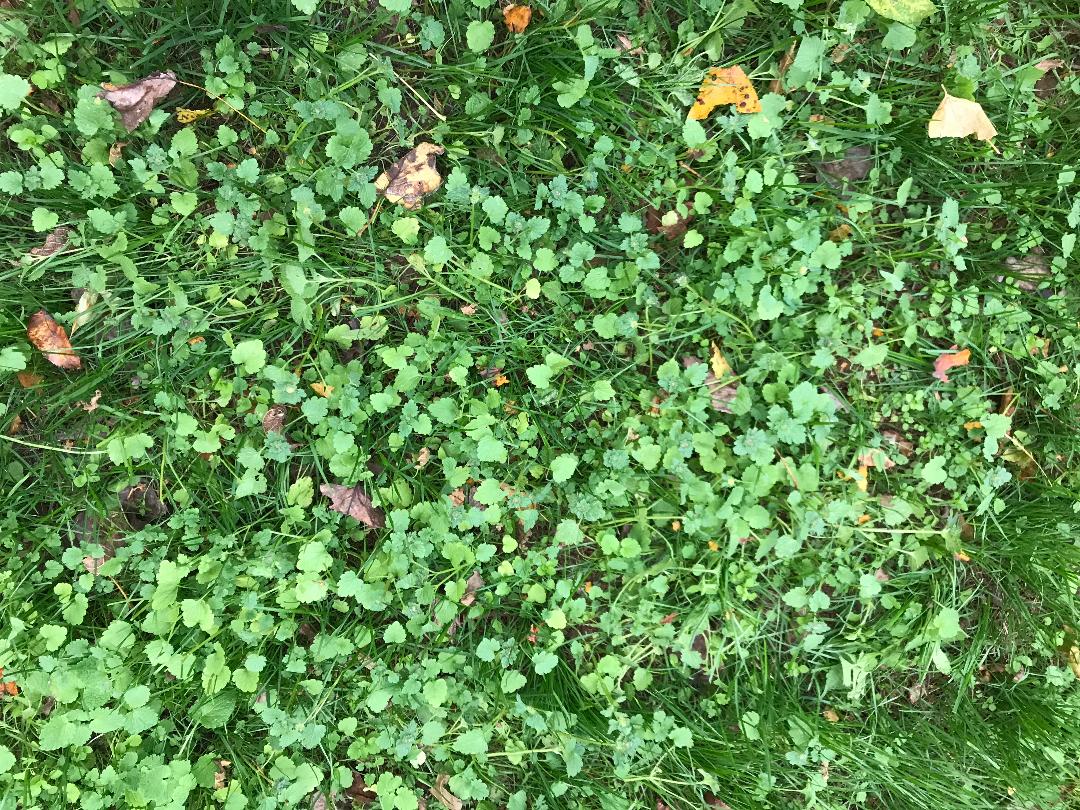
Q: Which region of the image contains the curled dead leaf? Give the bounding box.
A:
[70,289,98,336]
[320,482,386,528]
[214,760,231,791]
[928,90,997,143]
[79,390,102,412]
[709,341,732,378]
[263,405,287,433]
[119,480,167,530]
[375,142,445,210]
[1067,645,1080,681]
[29,226,70,258]
[684,355,738,413]
[932,346,971,382]
[502,3,532,33]
[616,34,644,55]
[98,71,177,132]
[16,371,43,388]
[429,773,462,810]
[108,141,127,166]
[460,570,485,607]
[27,310,81,370]
[688,65,761,120]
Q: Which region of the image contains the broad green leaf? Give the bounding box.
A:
[866,0,936,25]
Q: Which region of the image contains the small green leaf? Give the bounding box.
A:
[106,433,154,465]
[31,207,59,232]
[466,20,496,52]
[866,0,936,25]
[231,339,266,374]
[0,73,31,111]
[550,453,578,483]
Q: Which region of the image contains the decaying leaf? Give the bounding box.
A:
[819,145,873,185]
[645,205,690,240]
[684,355,738,413]
[688,66,761,120]
[98,71,177,132]
[616,34,644,56]
[932,346,971,382]
[29,226,70,258]
[79,389,102,412]
[1068,644,1080,681]
[214,760,231,791]
[344,771,377,805]
[119,480,168,529]
[0,667,18,697]
[176,107,213,124]
[16,371,43,388]
[311,382,333,397]
[375,142,445,209]
[928,91,997,143]
[27,310,81,370]
[320,482,386,528]
[503,4,532,33]
[430,774,463,810]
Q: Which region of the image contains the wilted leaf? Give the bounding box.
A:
[108,141,127,165]
[27,310,81,370]
[819,145,873,184]
[431,773,463,810]
[684,355,738,413]
[503,4,532,33]
[98,71,177,132]
[263,405,288,433]
[866,0,936,25]
[214,760,231,791]
[375,142,445,209]
[119,480,167,529]
[320,482,386,528]
[928,91,997,143]
[16,371,43,388]
[79,389,102,412]
[461,570,485,607]
[1068,645,1080,680]
[311,382,333,397]
[688,66,761,120]
[932,346,970,382]
[29,226,70,258]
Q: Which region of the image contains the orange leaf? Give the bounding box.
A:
[932,346,970,382]
[16,371,43,388]
[503,4,532,33]
[27,310,81,370]
[311,382,334,397]
[688,66,760,120]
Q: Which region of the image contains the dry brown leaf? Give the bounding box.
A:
[688,66,761,120]
[108,141,127,166]
[29,226,70,258]
[99,71,177,132]
[119,481,167,529]
[320,482,386,528]
[214,760,231,791]
[430,774,463,810]
[27,310,81,370]
[616,34,644,56]
[683,355,738,413]
[375,142,445,209]
[503,4,532,33]
[932,346,970,382]
[928,91,997,143]
[415,446,431,469]
[819,145,873,184]
[16,371,43,388]
[771,43,797,94]
[1034,58,1064,72]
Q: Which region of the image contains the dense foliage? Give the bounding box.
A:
[1,0,1079,808]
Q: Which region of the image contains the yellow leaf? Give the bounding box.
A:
[709,341,732,378]
[1068,645,1080,681]
[375,142,445,210]
[502,4,532,33]
[176,107,213,124]
[311,382,333,397]
[928,91,997,142]
[688,66,761,120]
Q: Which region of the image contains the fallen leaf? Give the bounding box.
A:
[119,481,167,529]
[1035,58,1064,72]
[460,303,477,315]
[70,289,98,335]
[79,390,102,412]
[928,90,997,143]
[616,34,644,55]
[645,205,691,240]
[16,371,43,388]
[309,792,330,810]
[866,0,937,25]
[1067,645,1080,680]
[311,382,333,397]
[0,667,18,697]
[829,223,852,242]
[27,310,81,370]
[709,341,733,378]
[684,355,738,413]
[502,4,532,33]
[688,66,761,120]
[771,43,797,94]
[932,346,971,382]
[320,482,386,528]
[858,448,896,471]
[98,71,177,132]
[415,447,431,469]
[375,142,445,209]
[214,760,231,791]
[29,226,70,258]
[963,420,982,431]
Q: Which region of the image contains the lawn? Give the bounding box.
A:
[1,0,1079,807]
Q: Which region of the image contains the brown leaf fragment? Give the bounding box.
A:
[119,480,167,529]
[98,71,177,132]
[263,405,288,433]
[1067,645,1080,681]
[27,310,81,370]
[320,482,386,528]
[30,226,70,258]
[430,773,463,810]
[616,34,644,55]
[932,346,970,382]
[771,42,797,94]
[645,205,690,240]
[502,3,532,33]
[374,142,445,210]
[108,141,127,166]
[214,760,231,791]
[344,772,377,805]
[683,355,738,413]
[16,371,43,388]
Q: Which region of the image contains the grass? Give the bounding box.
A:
[1,0,1079,807]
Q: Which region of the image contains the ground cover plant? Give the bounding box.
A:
[1,0,1079,807]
